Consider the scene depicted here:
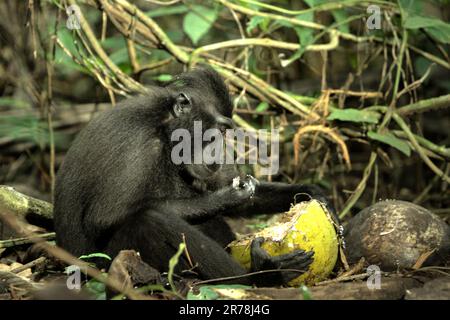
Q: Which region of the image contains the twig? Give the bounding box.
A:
[340,152,377,218]
[393,113,450,184]
[409,44,450,69]
[181,233,194,269]
[191,31,339,60]
[378,29,408,130]
[193,268,309,286]
[397,94,450,115]
[0,233,55,249]
[315,272,371,286]
[227,4,249,71]
[11,257,47,274]
[145,0,181,5]
[293,125,351,170]
[392,130,450,159]
[396,63,433,99]
[45,6,61,199]
[325,89,382,99]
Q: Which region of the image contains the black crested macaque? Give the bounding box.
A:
[54,67,333,286]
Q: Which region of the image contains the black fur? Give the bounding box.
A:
[54,67,331,286]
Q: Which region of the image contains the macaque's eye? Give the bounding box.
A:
[173,93,192,117]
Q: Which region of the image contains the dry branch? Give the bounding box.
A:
[0,185,53,221]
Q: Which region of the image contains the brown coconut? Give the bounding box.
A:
[344,200,450,270]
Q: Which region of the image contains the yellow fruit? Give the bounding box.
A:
[228,200,339,286]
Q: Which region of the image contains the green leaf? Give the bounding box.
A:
[168,243,185,293]
[55,29,89,74]
[255,101,269,112]
[101,36,126,51]
[414,56,433,79]
[57,29,78,55]
[146,5,188,18]
[277,11,314,66]
[0,98,30,109]
[300,285,313,300]
[187,284,251,300]
[367,131,411,156]
[152,74,173,82]
[183,5,218,45]
[331,10,350,34]
[0,114,70,148]
[293,11,314,45]
[404,15,450,44]
[304,0,349,33]
[246,16,270,33]
[327,109,380,124]
[167,30,185,43]
[399,0,422,16]
[108,48,130,66]
[303,0,323,7]
[84,279,106,300]
[79,253,112,261]
[421,25,450,44]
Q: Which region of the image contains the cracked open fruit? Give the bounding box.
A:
[228,199,339,286]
